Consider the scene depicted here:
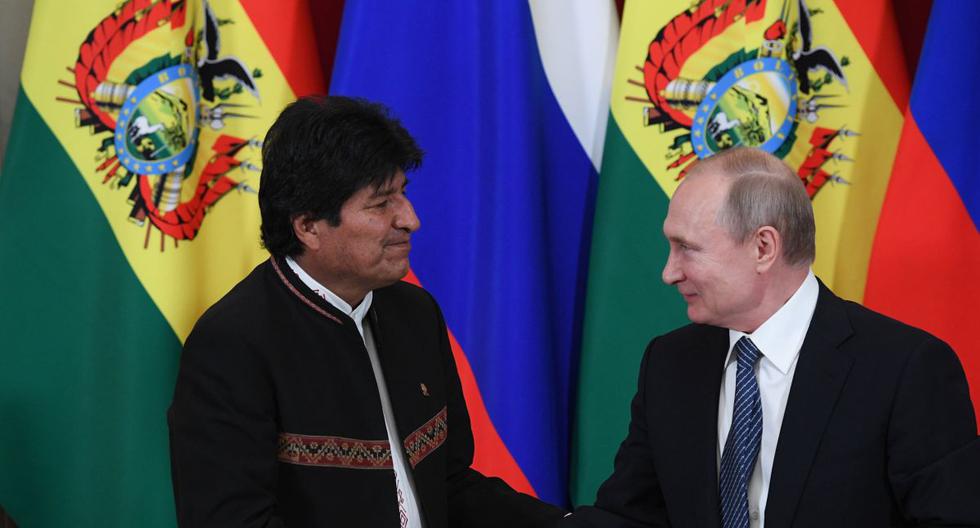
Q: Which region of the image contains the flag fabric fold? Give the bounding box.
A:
[0,1,323,525]
[572,0,919,504]
[2,1,976,523]
[330,0,616,506]
[864,0,980,425]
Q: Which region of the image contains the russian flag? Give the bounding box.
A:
[865,0,980,423]
[329,1,618,505]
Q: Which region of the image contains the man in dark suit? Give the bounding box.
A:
[168,96,564,527]
[566,147,980,527]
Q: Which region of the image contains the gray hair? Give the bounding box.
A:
[688,147,815,266]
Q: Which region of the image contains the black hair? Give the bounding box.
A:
[258,95,423,257]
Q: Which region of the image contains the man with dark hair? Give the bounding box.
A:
[566,148,980,527]
[168,95,564,527]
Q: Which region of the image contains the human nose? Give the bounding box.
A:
[662,248,683,285]
[395,196,421,233]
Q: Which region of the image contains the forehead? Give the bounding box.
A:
[665,173,728,228]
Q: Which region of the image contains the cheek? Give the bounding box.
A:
[684,258,717,288]
[689,265,734,302]
[361,242,387,264]
[715,270,757,309]
[344,225,388,261]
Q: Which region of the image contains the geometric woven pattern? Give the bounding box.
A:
[404,406,448,468]
[278,432,393,469]
[278,406,448,470]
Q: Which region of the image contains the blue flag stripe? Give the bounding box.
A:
[909,0,980,228]
[330,2,598,505]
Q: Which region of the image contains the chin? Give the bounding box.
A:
[686,307,713,326]
[386,262,411,283]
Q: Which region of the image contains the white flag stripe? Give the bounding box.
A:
[528,0,618,171]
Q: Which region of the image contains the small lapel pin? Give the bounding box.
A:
[420,383,430,397]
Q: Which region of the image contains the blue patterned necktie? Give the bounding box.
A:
[719,336,763,528]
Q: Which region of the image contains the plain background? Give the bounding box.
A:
[0,0,34,172]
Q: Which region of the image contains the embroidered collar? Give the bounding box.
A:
[285,255,373,339]
[270,256,345,325]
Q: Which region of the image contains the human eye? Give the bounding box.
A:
[677,241,697,253]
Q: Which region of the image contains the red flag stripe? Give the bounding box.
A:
[401,269,537,496]
[239,0,326,97]
[864,114,980,428]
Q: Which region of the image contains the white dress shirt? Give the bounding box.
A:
[717,271,818,528]
[286,256,423,528]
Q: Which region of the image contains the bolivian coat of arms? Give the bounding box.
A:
[62,0,263,249]
[633,0,855,198]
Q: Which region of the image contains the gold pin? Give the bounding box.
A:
[420,383,429,397]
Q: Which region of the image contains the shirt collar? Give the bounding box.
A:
[285,255,373,338]
[725,270,819,374]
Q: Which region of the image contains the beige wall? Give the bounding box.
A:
[0,0,34,171]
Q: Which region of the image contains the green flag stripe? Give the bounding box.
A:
[0,87,179,527]
[570,115,689,506]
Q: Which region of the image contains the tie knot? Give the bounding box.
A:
[735,336,762,366]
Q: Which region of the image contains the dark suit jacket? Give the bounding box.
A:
[569,283,980,527]
[168,257,563,527]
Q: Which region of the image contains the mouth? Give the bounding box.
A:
[385,239,412,254]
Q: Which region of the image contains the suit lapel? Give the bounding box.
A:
[765,283,855,526]
[687,326,727,528]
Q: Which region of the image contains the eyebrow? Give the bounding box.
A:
[665,234,694,247]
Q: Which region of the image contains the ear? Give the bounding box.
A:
[753,225,781,273]
[291,214,323,252]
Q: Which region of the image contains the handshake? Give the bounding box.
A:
[168,100,980,527]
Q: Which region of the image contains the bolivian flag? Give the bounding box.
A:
[573,0,978,504]
[0,1,322,525]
